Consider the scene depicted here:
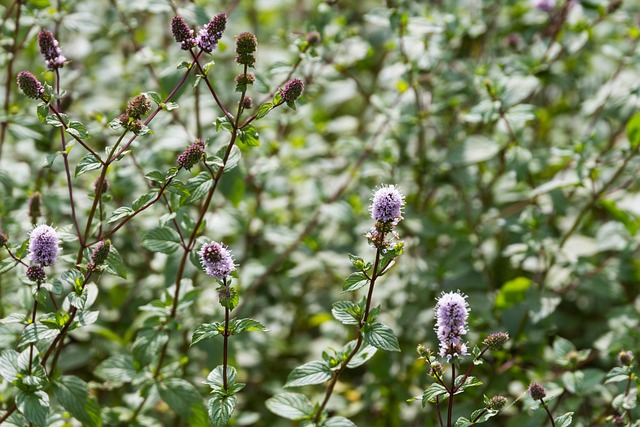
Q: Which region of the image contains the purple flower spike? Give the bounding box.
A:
[370,184,404,224]
[281,78,304,104]
[171,16,196,50]
[199,241,235,280]
[28,224,59,267]
[196,13,227,53]
[434,291,469,361]
[37,30,66,69]
[17,71,44,99]
[177,139,206,170]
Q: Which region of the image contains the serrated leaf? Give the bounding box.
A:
[183,172,213,205]
[37,102,49,122]
[285,360,333,387]
[191,322,224,346]
[342,272,369,292]
[265,393,314,420]
[46,113,69,128]
[52,376,102,427]
[422,383,448,405]
[158,378,207,425]
[164,102,179,111]
[362,322,400,352]
[255,102,273,120]
[132,328,169,364]
[454,418,472,427]
[16,390,49,426]
[238,124,260,147]
[144,91,162,104]
[132,192,156,211]
[95,355,137,383]
[555,412,573,427]
[0,350,21,382]
[67,120,90,139]
[346,343,378,368]
[141,227,181,254]
[75,153,102,177]
[107,207,134,224]
[553,336,575,359]
[203,365,241,391]
[605,367,631,384]
[229,318,268,335]
[19,322,59,347]
[468,407,499,423]
[208,394,237,427]
[217,144,241,173]
[322,416,357,427]
[104,246,127,279]
[145,170,165,183]
[331,301,360,325]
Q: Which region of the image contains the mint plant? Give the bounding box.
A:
[266,185,405,426]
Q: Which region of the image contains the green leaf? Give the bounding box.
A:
[454,417,473,427]
[265,392,314,420]
[144,91,163,105]
[37,102,49,122]
[229,318,269,335]
[42,151,60,168]
[67,120,90,139]
[553,336,575,360]
[52,376,102,427]
[141,227,182,254]
[331,301,360,325]
[255,102,273,120]
[605,367,631,384]
[422,383,448,405]
[342,272,369,292]
[132,328,169,364]
[183,172,213,206]
[627,113,640,148]
[107,207,134,224]
[191,322,224,346]
[95,355,137,383]
[494,277,532,310]
[16,390,49,426]
[145,170,165,183]
[158,378,207,425]
[555,412,574,427]
[454,376,483,393]
[208,394,237,427]
[285,360,333,387]
[75,153,102,177]
[46,113,69,128]
[238,124,260,147]
[104,246,127,279]
[322,416,357,427]
[19,322,59,347]
[361,322,400,352]
[468,407,499,424]
[0,350,21,382]
[164,102,179,111]
[346,342,378,368]
[132,192,156,211]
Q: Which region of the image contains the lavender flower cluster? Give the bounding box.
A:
[434,291,469,360]
[28,224,59,267]
[38,29,66,69]
[367,184,405,248]
[199,241,235,281]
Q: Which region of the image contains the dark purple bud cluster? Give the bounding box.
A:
[306,31,321,46]
[89,240,111,270]
[281,78,304,104]
[487,395,507,411]
[196,14,227,53]
[171,16,196,50]
[234,73,255,93]
[38,30,66,69]
[618,350,634,366]
[177,138,206,170]
[241,96,253,109]
[94,177,110,195]
[26,265,46,283]
[0,231,8,246]
[126,95,151,120]
[17,71,44,99]
[235,32,257,66]
[119,113,143,135]
[528,382,546,401]
[482,332,509,350]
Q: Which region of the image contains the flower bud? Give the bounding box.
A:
[37,29,66,69]
[618,350,634,366]
[94,177,110,195]
[0,231,8,246]
[306,31,321,46]
[171,16,196,50]
[177,139,206,170]
[126,95,151,120]
[90,240,111,267]
[429,361,444,378]
[235,73,255,92]
[486,395,507,411]
[197,13,227,53]
[528,382,546,401]
[235,32,257,66]
[241,96,253,109]
[26,265,46,283]
[416,344,431,359]
[483,332,509,350]
[17,71,44,99]
[281,78,304,104]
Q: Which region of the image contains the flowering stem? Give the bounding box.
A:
[447,363,456,427]
[0,0,22,161]
[27,283,40,374]
[222,282,230,391]
[455,345,490,393]
[313,247,383,423]
[435,396,445,427]
[189,49,234,123]
[540,399,556,427]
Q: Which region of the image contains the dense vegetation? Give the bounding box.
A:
[1,0,640,426]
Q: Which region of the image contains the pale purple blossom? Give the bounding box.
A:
[28,224,59,267]
[196,14,227,53]
[199,241,235,280]
[370,185,404,224]
[37,30,66,69]
[434,291,469,361]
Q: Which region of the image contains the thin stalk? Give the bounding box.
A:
[222,280,230,390]
[27,284,40,374]
[435,396,445,427]
[541,399,556,427]
[447,364,455,427]
[0,0,22,160]
[312,247,382,423]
